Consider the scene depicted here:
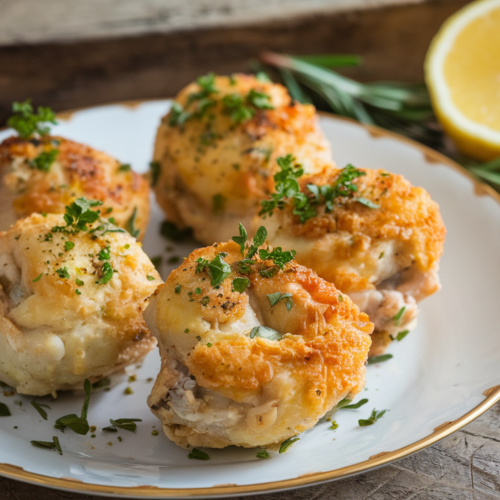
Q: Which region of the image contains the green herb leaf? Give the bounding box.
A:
[31,436,62,455]
[30,149,58,172]
[55,379,92,435]
[118,163,131,172]
[359,408,387,426]
[188,448,210,460]
[127,206,140,239]
[367,354,393,365]
[329,420,339,430]
[52,197,102,234]
[259,247,295,269]
[75,278,84,287]
[109,418,142,433]
[196,253,231,287]
[279,437,300,453]
[97,246,110,260]
[232,277,250,293]
[392,306,406,325]
[32,273,43,283]
[247,226,267,259]
[392,330,410,342]
[150,161,161,187]
[212,193,226,213]
[249,326,283,341]
[0,403,11,417]
[340,398,368,410]
[256,449,271,459]
[267,291,293,310]
[175,285,181,294]
[8,100,57,138]
[147,275,155,281]
[31,401,51,420]
[232,223,248,255]
[64,241,75,252]
[247,89,274,110]
[98,262,115,284]
[56,267,70,279]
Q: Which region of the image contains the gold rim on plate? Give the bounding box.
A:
[1,102,499,498]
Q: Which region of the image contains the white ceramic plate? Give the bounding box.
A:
[1,101,499,499]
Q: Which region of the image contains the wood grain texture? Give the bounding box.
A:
[0,0,469,127]
[1,402,500,499]
[0,0,423,46]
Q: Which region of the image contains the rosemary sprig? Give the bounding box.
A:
[259,51,442,147]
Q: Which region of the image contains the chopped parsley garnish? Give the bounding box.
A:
[222,88,274,123]
[52,197,102,234]
[329,420,339,430]
[259,247,296,269]
[359,408,387,427]
[392,330,410,342]
[232,277,250,293]
[232,223,248,255]
[0,403,11,417]
[338,294,343,302]
[118,163,131,172]
[31,401,50,420]
[201,296,210,305]
[279,437,300,453]
[7,100,57,138]
[195,253,231,287]
[30,149,58,172]
[195,287,202,294]
[367,354,393,365]
[98,245,110,260]
[75,289,81,295]
[32,273,43,283]
[249,326,283,341]
[340,398,368,410]
[56,267,70,279]
[31,436,62,455]
[188,448,210,460]
[75,279,84,286]
[150,161,161,187]
[247,226,267,259]
[103,418,142,433]
[256,450,271,459]
[127,206,140,238]
[147,275,155,281]
[392,306,406,325]
[175,285,181,294]
[212,193,226,213]
[64,241,75,252]
[267,291,293,311]
[260,158,378,223]
[98,262,115,284]
[54,379,92,435]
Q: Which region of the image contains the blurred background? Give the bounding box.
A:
[0,0,468,125]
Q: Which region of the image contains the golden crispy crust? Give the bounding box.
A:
[0,136,150,237]
[0,213,160,395]
[264,167,446,293]
[147,240,373,448]
[153,74,333,244]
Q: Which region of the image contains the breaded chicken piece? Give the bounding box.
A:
[0,209,161,396]
[153,73,333,244]
[260,162,446,356]
[0,136,150,238]
[145,230,373,450]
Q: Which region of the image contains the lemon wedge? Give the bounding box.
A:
[425,0,500,160]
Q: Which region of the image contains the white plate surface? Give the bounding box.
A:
[0,101,499,498]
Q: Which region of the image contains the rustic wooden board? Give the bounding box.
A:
[1,402,499,499]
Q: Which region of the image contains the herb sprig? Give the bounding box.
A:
[54,379,92,435]
[8,100,57,139]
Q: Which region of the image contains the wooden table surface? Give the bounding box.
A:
[2,1,499,498]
